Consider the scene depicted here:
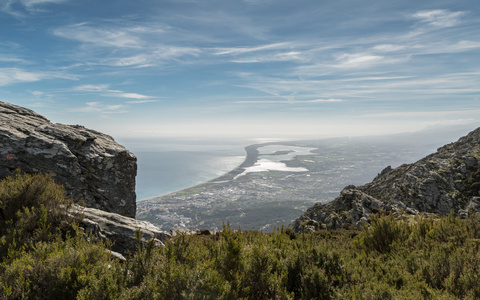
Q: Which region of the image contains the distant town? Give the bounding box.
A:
[137,132,452,232]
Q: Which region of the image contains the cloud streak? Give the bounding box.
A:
[411,9,466,28]
[0,0,67,18]
[0,68,76,86]
[71,102,127,114]
[233,99,342,104]
[73,84,153,100]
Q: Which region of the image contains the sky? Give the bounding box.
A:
[0,0,479,141]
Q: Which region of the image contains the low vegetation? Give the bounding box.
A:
[2,172,480,299]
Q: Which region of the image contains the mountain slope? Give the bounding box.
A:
[292,127,480,232]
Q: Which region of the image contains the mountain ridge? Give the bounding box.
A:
[292,127,480,232]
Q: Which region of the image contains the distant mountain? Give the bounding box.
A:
[292,127,480,232]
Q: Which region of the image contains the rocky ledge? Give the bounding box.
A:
[69,204,171,256]
[0,102,137,217]
[292,127,480,232]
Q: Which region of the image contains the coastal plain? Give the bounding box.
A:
[136,129,467,232]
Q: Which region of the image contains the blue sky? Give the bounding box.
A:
[1,0,479,140]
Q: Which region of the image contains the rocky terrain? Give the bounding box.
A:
[68,204,170,257]
[0,101,170,255]
[0,101,137,217]
[292,127,480,232]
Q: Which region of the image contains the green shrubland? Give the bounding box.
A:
[2,172,480,299]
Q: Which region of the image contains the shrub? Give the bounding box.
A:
[0,170,73,261]
[355,212,407,253]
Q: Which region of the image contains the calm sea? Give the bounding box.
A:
[118,138,250,200]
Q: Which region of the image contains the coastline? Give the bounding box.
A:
[209,144,261,181]
[137,142,316,202]
[137,143,260,202]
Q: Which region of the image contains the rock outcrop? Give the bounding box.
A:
[292,127,480,232]
[69,204,170,256]
[0,102,137,217]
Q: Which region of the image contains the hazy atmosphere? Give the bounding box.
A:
[1,0,479,140]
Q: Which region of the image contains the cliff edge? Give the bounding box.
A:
[292,127,480,232]
[0,101,137,217]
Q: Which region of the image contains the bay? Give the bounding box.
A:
[118,138,251,200]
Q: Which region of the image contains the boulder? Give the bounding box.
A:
[70,204,170,256]
[0,101,137,217]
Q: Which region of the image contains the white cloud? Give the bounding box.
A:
[233,99,342,104]
[372,44,407,52]
[72,84,153,100]
[411,9,466,28]
[335,53,383,68]
[0,0,67,17]
[100,47,200,68]
[0,54,26,63]
[53,23,201,68]
[214,43,291,55]
[21,0,66,9]
[73,84,110,92]
[103,92,151,100]
[419,40,480,54]
[126,100,160,104]
[230,51,303,63]
[310,99,342,103]
[53,23,143,48]
[0,67,75,86]
[72,102,127,114]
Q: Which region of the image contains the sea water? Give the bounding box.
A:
[118,138,249,200]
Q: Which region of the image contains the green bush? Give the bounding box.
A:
[354,212,407,253]
[0,170,73,261]
[2,171,480,298]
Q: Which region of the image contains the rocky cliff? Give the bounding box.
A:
[292,127,480,232]
[0,102,137,217]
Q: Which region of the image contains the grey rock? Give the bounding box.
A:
[293,127,480,231]
[0,101,137,217]
[70,204,170,256]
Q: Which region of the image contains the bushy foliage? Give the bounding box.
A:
[2,172,480,299]
[0,170,73,260]
[354,212,407,253]
[0,171,120,299]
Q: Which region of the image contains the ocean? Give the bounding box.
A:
[118,138,250,200]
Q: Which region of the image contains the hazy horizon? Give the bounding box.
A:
[0,0,479,140]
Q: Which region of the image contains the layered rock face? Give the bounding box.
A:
[293,127,480,232]
[0,102,137,217]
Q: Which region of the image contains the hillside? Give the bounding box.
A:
[293,127,480,232]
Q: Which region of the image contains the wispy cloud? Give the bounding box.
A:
[53,23,143,48]
[233,99,342,104]
[73,84,153,100]
[52,23,201,68]
[126,100,160,104]
[371,44,407,52]
[214,43,292,55]
[104,92,151,100]
[0,67,76,86]
[333,53,385,68]
[71,102,127,114]
[411,9,466,28]
[0,0,67,18]
[0,54,26,63]
[100,47,200,68]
